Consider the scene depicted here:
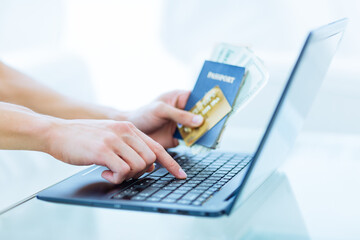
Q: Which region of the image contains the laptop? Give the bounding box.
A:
[37,19,347,217]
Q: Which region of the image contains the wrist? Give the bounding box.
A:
[37,115,65,156]
[74,101,130,122]
[102,106,130,122]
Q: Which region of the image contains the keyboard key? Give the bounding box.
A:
[149,168,169,177]
[138,187,158,197]
[186,173,197,178]
[191,189,204,194]
[206,166,219,171]
[178,156,188,161]
[193,177,206,182]
[209,186,220,192]
[182,182,198,187]
[197,174,212,179]
[182,163,194,168]
[124,187,140,194]
[177,199,191,205]
[147,197,161,202]
[172,179,187,184]
[203,180,216,184]
[212,173,225,178]
[173,189,188,194]
[192,200,203,206]
[198,182,212,187]
[162,176,175,181]
[200,160,214,165]
[191,156,205,161]
[113,189,140,199]
[208,176,221,181]
[156,179,170,184]
[167,193,183,200]
[150,183,166,188]
[132,195,146,201]
[133,179,156,189]
[202,191,213,197]
[161,198,176,203]
[167,182,181,187]
[194,185,208,191]
[197,196,207,202]
[112,193,125,199]
[221,167,233,171]
[152,190,172,198]
[182,192,200,201]
[176,186,193,191]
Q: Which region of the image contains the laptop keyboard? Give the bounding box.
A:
[111,152,252,206]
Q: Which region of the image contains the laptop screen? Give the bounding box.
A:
[229,19,347,212]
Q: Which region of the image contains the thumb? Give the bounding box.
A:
[161,104,204,128]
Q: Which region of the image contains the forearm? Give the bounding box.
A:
[0,101,186,183]
[0,102,55,152]
[0,61,128,120]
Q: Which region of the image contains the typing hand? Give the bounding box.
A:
[46,119,187,184]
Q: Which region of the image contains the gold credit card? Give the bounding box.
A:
[178,86,232,146]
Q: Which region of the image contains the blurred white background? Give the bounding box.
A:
[0,1,360,237]
[1,0,359,134]
[1,0,359,131]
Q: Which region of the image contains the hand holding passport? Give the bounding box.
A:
[175,44,268,150]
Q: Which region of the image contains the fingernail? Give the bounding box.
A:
[178,168,187,178]
[192,115,203,125]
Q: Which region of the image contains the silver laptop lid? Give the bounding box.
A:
[229,19,348,212]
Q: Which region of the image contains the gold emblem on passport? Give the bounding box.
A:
[178,86,232,146]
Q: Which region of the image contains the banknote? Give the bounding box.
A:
[211,43,269,114]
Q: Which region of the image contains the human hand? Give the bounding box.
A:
[46,119,187,184]
[125,90,203,148]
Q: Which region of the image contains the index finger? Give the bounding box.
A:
[132,128,187,179]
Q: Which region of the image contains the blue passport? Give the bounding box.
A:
[174,60,246,148]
